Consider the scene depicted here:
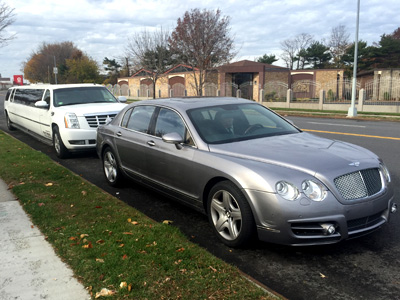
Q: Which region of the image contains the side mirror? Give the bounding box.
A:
[35,100,49,108]
[118,96,127,103]
[162,132,184,149]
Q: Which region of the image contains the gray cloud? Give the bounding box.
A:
[1,0,399,78]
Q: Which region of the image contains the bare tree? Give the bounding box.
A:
[127,28,175,98]
[280,33,313,70]
[169,8,236,96]
[327,25,350,68]
[0,1,15,48]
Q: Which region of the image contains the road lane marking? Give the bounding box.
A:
[307,121,366,128]
[302,129,400,141]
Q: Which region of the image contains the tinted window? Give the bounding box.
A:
[126,106,155,133]
[53,87,117,107]
[14,89,45,106]
[43,90,51,107]
[5,89,11,101]
[155,108,185,139]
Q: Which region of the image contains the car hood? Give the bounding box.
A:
[208,132,378,176]
[56,103,127,116]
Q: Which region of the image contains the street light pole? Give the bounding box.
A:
[348,0,360,117]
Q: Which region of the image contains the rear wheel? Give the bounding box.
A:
[102,147,123,187]
[207,181,255,247]
[5,112,15,131]
[52,126,69,158]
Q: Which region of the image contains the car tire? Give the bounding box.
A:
[5,112,15,131]
[207,181,256,247]
[102,147,123,187]
[52,126,69,158]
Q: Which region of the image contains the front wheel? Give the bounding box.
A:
[207,181,255,247]
[102,147,123,187]
[53,126,69,158]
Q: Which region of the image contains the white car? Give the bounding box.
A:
[4,84,127,158]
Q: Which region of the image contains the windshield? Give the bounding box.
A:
[54,87,118,107]
[188,103,300,144]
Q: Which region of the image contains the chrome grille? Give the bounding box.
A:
[334,168,382,200]
[85,114,116,128]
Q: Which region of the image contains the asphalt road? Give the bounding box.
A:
[1,90,400,300]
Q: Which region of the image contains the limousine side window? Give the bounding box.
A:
[43,90,51,107]
[5,89,11,101]
[14,89,45,107]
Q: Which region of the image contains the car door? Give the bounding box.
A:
[114,105,156,178]
[145,107,198,200]
[38,89,53,140]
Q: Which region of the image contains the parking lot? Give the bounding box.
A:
[1,89,399,300]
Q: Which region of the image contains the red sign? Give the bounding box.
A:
[13,75,23,85]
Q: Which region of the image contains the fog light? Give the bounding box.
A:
[321,223,336,235]
[391,203,397,214]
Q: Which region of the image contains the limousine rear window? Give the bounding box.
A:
[53,87,118,107]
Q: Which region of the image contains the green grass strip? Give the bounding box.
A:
[0,130,275,300]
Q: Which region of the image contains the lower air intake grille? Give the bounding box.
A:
[334,168,382,200]
[85,114,116,128]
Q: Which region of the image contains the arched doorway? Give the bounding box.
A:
[169,76,185,97]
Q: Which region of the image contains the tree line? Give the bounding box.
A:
[259,25,400,77]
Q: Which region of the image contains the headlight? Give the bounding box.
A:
[64,113,80,129]
[276,181,299,201]
[380,163,391,183]
[302,180,327,201]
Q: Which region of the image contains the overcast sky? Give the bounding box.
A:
[1,0,400,79]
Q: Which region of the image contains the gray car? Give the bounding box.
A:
[96,97,397,247]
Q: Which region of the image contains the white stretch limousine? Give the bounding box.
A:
[4,84,127,158]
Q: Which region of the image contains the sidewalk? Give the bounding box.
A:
[0,179,90,300]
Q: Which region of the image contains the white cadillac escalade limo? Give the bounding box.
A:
[4,84,127,158]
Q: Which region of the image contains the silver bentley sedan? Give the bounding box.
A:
[96,97,397,247]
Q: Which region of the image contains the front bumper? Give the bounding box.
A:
[246,188,396,246]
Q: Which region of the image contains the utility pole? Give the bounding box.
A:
[348,0,360,117]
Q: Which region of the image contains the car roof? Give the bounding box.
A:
[135,97,255,110]
[9,83,104,90]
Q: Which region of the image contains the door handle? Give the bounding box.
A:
[116,131,122,137]
[147,140,155,146]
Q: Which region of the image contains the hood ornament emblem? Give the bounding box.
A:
[349,161,360,167]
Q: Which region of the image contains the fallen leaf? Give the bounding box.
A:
[128,283,132,292]
[163,220,173,225]
[127,218,132,223]
[80,234,89,239]
[69,236,78,241]
[82,242,93,249]
[38,203,45,207]
[122,254,128,260]
[95,206,102,209]
[119,244,124,248]
[120,282,127,289]
[96,258,105,263]
[81,191,87,196]
[320,273,326,278]
[209,266,217,273]
[176,247,185,252]
[131,221,139,225]
[95,288,115,298]
[123,232,133,235]
[96,239,105,244]
[45,182,53,187]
